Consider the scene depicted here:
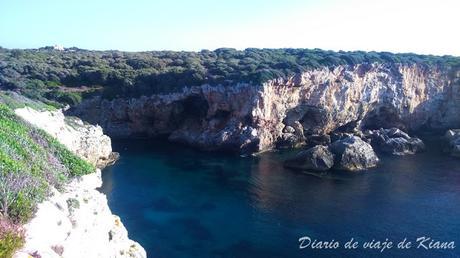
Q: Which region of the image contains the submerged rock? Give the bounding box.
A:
[364,128,425,155]
[330,136,379,171]
[445,129,460,157]
[284,145,334,171]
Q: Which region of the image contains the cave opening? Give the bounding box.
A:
[360,106,406,131]
[181,95,210,120]
[299,106,329,135]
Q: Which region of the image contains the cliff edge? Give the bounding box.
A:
[12,107,146,258]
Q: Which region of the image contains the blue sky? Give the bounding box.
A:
[0,0,459,55]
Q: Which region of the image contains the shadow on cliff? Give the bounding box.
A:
[359,78,460,135]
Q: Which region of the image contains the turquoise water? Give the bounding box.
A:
[101,138,460,258]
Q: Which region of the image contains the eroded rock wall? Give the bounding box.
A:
[70,63,460,154]
[15,107,115,167]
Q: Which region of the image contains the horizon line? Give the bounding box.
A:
[1,45,459,58]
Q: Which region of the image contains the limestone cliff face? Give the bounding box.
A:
[13,107,146,258]
[70,63,460,154]
[15,107,116,168]
[15,170,146,258]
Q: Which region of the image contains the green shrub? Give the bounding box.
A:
[8,191,36,223]
[0,230,24,258]
[46,81,60,88]
[0,218,24,258]
[45,91,82,106]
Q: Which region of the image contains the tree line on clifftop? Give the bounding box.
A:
[0,47,459,106]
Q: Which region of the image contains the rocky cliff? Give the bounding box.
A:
[15,107,117,168]
[12,107,146,258]
[69,63,460,154]
[14,170,146,258]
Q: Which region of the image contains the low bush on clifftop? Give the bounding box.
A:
[0,103,94,256]
[0,218,24,258]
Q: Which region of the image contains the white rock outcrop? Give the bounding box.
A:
[14,170,146,258]
[15,107,114,167]
[13,107,146,258]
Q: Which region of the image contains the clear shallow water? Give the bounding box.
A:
[101,138,460,258]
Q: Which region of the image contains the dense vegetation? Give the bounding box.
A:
[1,47,459,104]
[0,97,94,257]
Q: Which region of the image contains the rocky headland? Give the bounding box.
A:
[12,107,146,258]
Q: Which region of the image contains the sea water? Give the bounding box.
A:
[100,138,460,258]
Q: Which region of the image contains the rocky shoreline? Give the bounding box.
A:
[65,63,460,174]
[13,108,146,258]
[284,128,427,173]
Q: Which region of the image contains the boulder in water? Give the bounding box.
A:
[330,136,379,171]
[364,128,425,155]
[284,145,334,171]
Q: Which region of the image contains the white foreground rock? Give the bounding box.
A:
[13,106,146,258]
[14,170,146,258]
[15,107,113,167]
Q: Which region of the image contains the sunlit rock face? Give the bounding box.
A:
[14,170,146,258]
[13,106,146,258]
[70,63,460,154]
[15,107,115,168]
[329,135,379,171]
